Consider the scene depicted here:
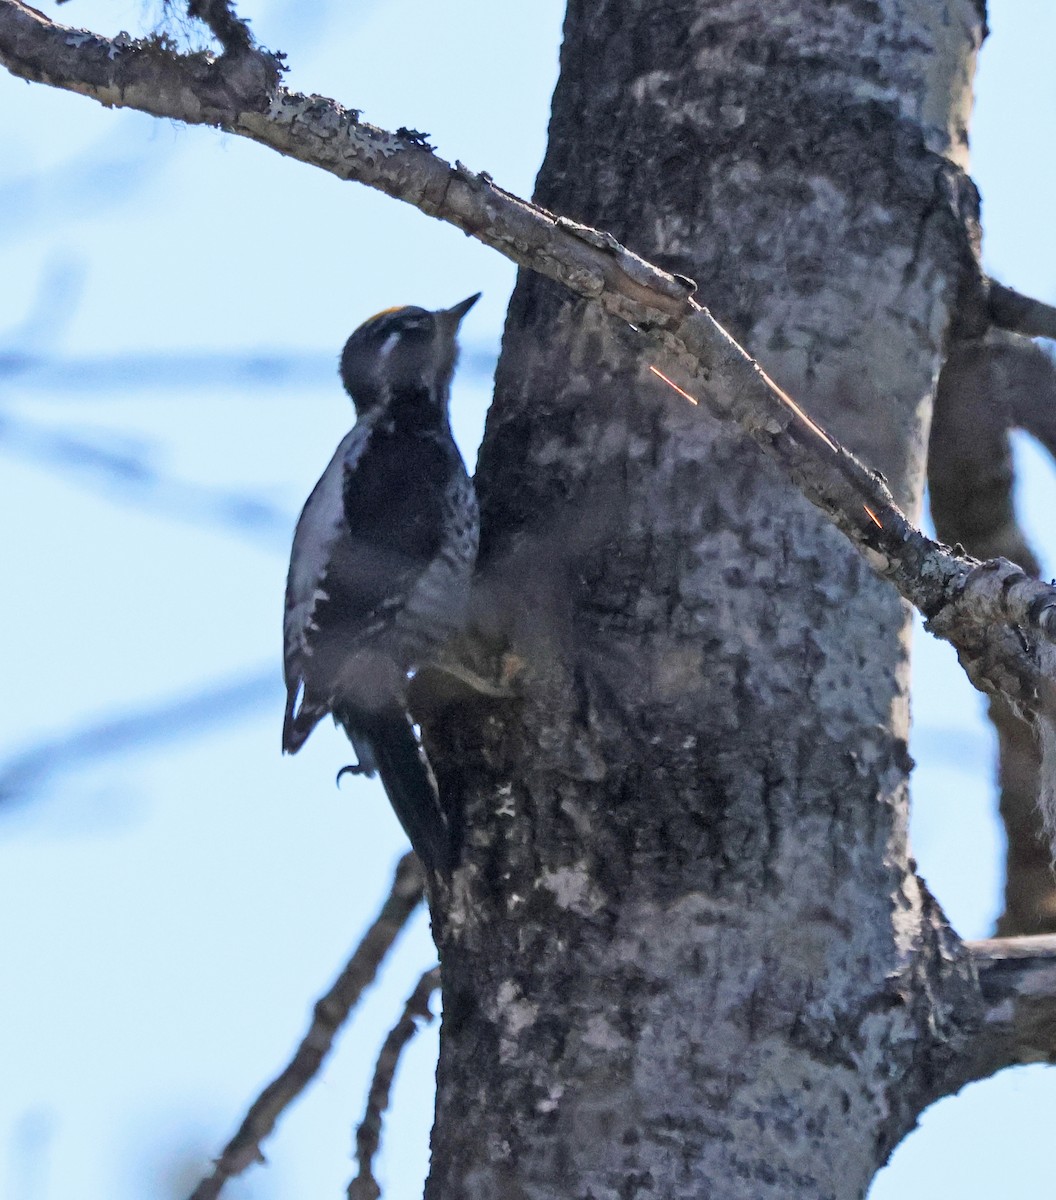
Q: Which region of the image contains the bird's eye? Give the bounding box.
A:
[391,317,431,341]
[356,307,431,349]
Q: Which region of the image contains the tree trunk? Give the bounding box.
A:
[427,2,987,1197]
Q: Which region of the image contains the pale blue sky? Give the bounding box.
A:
[1,3,1054,1198]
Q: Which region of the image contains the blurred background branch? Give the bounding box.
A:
[347,965,440,1200]
[0,667,277,803]
[0,345,499,395]
[189,853,426,1200]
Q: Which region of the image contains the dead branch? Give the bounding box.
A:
[964,935,1056,1078]
[188,853,427,1200]
[347,966,441,1200]
[994,332,1056,461]
[930,338,1039,572]
[988,280,1056,342]
[4,3,1056,747]
[991,694,1056,935]
[930,334,1055,933]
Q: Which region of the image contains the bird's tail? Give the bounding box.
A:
[334,701,452,874]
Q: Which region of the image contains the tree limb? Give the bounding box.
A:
[347,966,441,1200]
[188,853,426,1200]
[964,935,1056,1079]
[4,3,1056,732]
[929,337,1040,573]
[991,694,1056,935]
[994,331,1056,462]
[929,336,1054,934]
[988,280,1056,342]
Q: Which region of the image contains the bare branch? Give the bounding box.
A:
[0,1,281,109]
[188,853,427,1200]
[930,333,1056,933]
[0,2,716,328]
[5,4,1056,733]
[991,331,1056,462]
[929,337,1040,573]
[991,695,1056,935]
[964,935,1056,1079]
[347,966,441,1200]
[988,280,1056,342]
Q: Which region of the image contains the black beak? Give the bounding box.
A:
[438,292,481,333]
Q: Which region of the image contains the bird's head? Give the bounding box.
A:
[339,294,480,414]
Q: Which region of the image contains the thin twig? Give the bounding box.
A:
[988,280,1056,341]
[347,966,442,1200]
[188,853,427,1200]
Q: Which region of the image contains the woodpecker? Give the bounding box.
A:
[282,295,481,873]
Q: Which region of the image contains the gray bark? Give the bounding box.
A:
[965,935,1056,1078]
[427,3,989,1197]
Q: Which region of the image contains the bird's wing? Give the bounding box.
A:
[283,424,370,680]
[283,424,452,736]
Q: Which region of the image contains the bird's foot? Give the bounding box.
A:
[416,656,519,698]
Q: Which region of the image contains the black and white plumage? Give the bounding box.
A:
[282,295,481,872]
